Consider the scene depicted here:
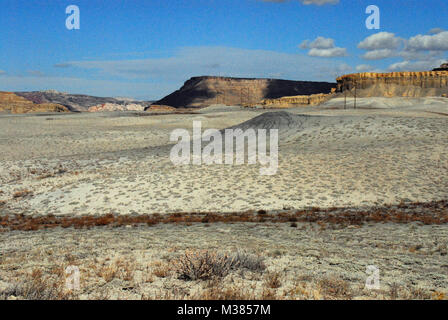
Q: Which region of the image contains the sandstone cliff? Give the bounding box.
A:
[153,76,336,108]
[145,105,177,112]
[336,70,448,98]
[0,92,69,114]
[88,103,145,112]
[261,91,335,108]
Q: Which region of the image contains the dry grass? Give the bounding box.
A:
[152,261,170,278]
[0,200,447,232]
[264,272,282,289]
[195,285,256,300]
[12,189,33,199]
[317,276,352,300]
[174,250,266,281]
[174,250,238,281]
[0,268,76,300]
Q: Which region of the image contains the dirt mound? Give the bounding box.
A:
[228,111,307,132]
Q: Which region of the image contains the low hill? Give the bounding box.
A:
[0,92,69,114]
[14,90,151,112]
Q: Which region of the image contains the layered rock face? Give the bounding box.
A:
[88,103,145,112]
[15,90,150,112]
[261,91,335,108]
[145,105,177,112]
[0,92,69,113]
[154,76,336,108]
[336,70,448,98]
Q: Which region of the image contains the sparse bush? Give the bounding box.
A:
[195,285,256,300]
[264,271,282,289]
[174,250,237,281]
[13,189,33,198]
[152,261,170,278]
[174,250,266,281]
[318,276,352,299]
[231,250,266,272]
[0,269,74,300]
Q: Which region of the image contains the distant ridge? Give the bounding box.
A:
[14,91,152,112]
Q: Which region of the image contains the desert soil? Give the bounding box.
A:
[0,97,447,299]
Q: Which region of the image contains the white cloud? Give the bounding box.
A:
[308,47,347,57]
[261,0,339,5]
[300,37,347,57]
[356,64,373,72]
[361,49,396,60]
[301,0,339,5]
[406,31,448,51]
[428,28,444,35]
[358,32,402,50]
[388,59,445,72]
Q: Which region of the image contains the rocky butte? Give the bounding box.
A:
[153,76,337,108]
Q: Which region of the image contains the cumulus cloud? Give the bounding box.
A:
[261,0,339,5]
[388,59,446,72]
[358,31,448,67]
[361,49,396,60]
[299,36,347,57]
[406,31,448,51]
[358,32,405,61]
[358,32,402,51]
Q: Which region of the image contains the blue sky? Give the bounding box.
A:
[0,0,447,100]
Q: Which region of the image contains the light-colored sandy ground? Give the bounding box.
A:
[0,97,447,215]
[0,222,447,300]
[0,97,447,300]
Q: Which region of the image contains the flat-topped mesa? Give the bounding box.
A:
[153,76,337,108]
[336,70,448,97]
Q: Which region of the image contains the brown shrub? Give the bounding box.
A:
[318,276,352,299]
[13,189,33,198]
[264,272,282,289]
[0,268,75,300]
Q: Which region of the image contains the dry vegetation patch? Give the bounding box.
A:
[0,200,447,232]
